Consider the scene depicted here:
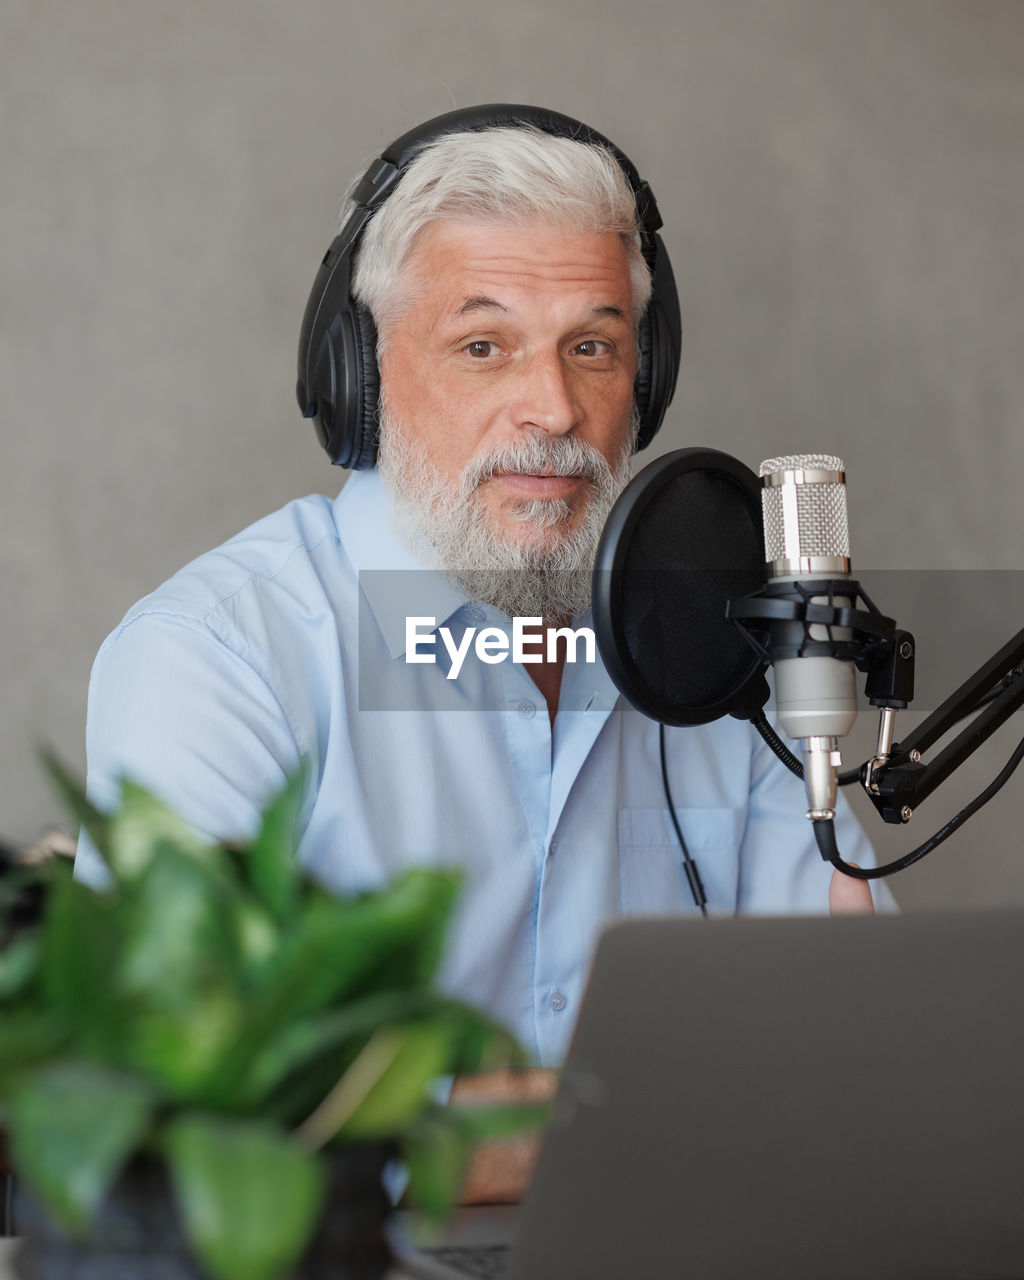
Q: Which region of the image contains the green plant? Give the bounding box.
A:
[0,759,544,1280]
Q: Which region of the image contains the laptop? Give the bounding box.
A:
[393,909,1024,1279]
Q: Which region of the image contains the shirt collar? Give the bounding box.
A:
[334,469,470,660]
[332,469,624,714]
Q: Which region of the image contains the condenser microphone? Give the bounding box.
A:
[758,454,858,819]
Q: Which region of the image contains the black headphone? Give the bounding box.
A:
[296,104,682,471]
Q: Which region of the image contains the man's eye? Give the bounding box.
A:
[466,341,498,358]
[573,340,609,357]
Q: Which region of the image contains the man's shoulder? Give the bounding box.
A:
[106,490,355,646]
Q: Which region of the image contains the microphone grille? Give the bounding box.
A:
[758,453,844,477]
[759,454,849,564]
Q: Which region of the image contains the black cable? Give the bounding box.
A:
[752,713,802,776]
[971,662,1024,714]
[659,723,708,917]
[816,727,1024,879]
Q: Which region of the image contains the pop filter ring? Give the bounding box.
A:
[592,447,771,727]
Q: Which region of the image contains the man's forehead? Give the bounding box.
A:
[404,217,635,315]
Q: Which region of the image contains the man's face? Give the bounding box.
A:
[378,217,638,554]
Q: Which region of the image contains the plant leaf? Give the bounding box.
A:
[164,1114,324,1280]
[123,989,244,1101]
[226,993,518,1129]
[354,868,463,992]
[106,780,212,880]
[336,1022,456,1140]
[400,1102,549,1221]
[40,749,111,867]
[400,1101,549,1221]
[270,868,463,1017]
[246,766,307,921]
[447,1101,551,1144]
[0,1011,67,1081]
[117,845,239,1007]
[231,894,279,968]
[111,847,250,1097]
[197,870,461,1108]
[239,991,470,1111]
[7,1062,155,1232]
[403,1113,473,1220]
[40,872,126,1054]
[0,936,41,1000]
[421,996,526,1078]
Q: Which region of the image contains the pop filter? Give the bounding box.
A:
[592,448,770,726]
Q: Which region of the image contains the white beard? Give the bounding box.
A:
[376,404,638,622]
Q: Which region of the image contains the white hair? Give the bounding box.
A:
[344,126,653,335]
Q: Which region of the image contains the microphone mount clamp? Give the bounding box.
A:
[864,628,1024,824]
[726,578,900,671]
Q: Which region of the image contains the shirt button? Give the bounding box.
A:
[548,838,558,856]
[549,991,567,1013]
[518,700,536,719]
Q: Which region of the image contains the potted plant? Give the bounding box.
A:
[0,760,544,1279]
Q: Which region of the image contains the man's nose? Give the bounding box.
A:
[511,351,581,436]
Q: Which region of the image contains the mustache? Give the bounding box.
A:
[461,434,611,494]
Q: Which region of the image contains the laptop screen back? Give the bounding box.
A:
[512,911,1024,1280]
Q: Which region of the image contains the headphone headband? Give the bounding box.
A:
[297,103,681,469]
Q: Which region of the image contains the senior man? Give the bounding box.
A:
[81,108,882,1106]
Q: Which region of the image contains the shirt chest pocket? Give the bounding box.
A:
[617,806,743,915]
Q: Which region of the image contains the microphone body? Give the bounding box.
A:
[759,455,858,818]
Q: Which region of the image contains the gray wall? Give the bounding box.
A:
[3,0,1023,911]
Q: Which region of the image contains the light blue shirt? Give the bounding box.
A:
[82,468,886,1064]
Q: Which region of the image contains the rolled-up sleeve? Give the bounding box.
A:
[76,610,301,883]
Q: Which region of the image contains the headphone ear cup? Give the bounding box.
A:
[348,304,381,470]
[634,233,682,452]
[297,229,381,469]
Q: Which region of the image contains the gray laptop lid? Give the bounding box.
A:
[508,910,1024,1280]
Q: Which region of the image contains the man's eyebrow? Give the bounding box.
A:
[454,296,510,317]
[590,304,629,322]
[452,299,630,322]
